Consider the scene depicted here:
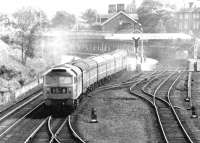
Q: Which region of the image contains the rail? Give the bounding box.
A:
[68,115,86,143]
[24,117,48,143]
[0,102,44,138]
[168,72,194,143]
[48,116,61,143]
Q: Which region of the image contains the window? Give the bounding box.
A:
[193,13,196,19]
[185,13,189,19]
[184,22,188,29]
[193,23,196,29]
[59,77,72,84]
[180,14,183,19]
[179,23,182,30]
[197,13,200,19]
[45,75,72,85]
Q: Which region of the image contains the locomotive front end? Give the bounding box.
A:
[43,67,79,107]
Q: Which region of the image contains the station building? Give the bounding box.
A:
[101,11,141,33]
[96,1,142,33]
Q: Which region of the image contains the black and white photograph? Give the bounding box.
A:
[0,0,199,142]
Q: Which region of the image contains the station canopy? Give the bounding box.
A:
[42,31,192,40]
[105,33,193,40]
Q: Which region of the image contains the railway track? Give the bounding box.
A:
[24,115,86,143]
[0,102,50,143]
[0,91,43,119]
[95,71,160,92]
[130,71,169,104]
[0,70,160,143]
[0,103,85,143]
[130,70,196,143]
[0,67,189,143]
[153,71,192,143]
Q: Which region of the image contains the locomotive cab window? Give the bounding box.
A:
[45,75,72,85]
[44,69,73,85]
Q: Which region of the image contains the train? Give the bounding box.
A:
[42,49,128,108]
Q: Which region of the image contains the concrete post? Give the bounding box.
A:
[191,106,198,118]
[90,107,98,123]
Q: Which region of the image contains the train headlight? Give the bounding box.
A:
[45,87,51,94]
[68,87,72,94]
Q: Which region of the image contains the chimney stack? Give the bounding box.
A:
[117,4,125,12]
[108,4,117,14]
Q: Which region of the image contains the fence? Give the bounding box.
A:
[0,77,43,105]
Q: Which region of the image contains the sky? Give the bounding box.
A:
[0,0,186,18]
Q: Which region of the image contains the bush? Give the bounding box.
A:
[0,65,19,80]
[18,78,25,86]
[28,69,36,78]
[1,35,10,44]
[0,65,7,75]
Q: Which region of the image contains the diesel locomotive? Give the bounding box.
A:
[43,49,128,108]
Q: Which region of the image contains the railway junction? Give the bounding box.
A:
[0,32,200,143]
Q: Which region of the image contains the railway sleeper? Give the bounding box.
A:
[161,121,179,125]
[168,138,189,143]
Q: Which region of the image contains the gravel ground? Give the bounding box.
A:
[71,71,162,143]
[190,72,200,141]
[171,72,200,142]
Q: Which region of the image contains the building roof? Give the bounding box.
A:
[101,11,140,26]
[100,13,138,20]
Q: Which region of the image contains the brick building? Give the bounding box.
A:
[101,11,141,33]
[97,0,141,33]
[176,1,200,35]
[176,8,200,34]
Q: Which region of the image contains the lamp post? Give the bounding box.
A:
[132,26,144,71]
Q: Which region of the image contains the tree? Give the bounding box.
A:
[137,0,177,33]
[155,19,166,32]
[137,0,161,32]
[81,9,97,25]
[13,7,49,64]
[51,11,76,29]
